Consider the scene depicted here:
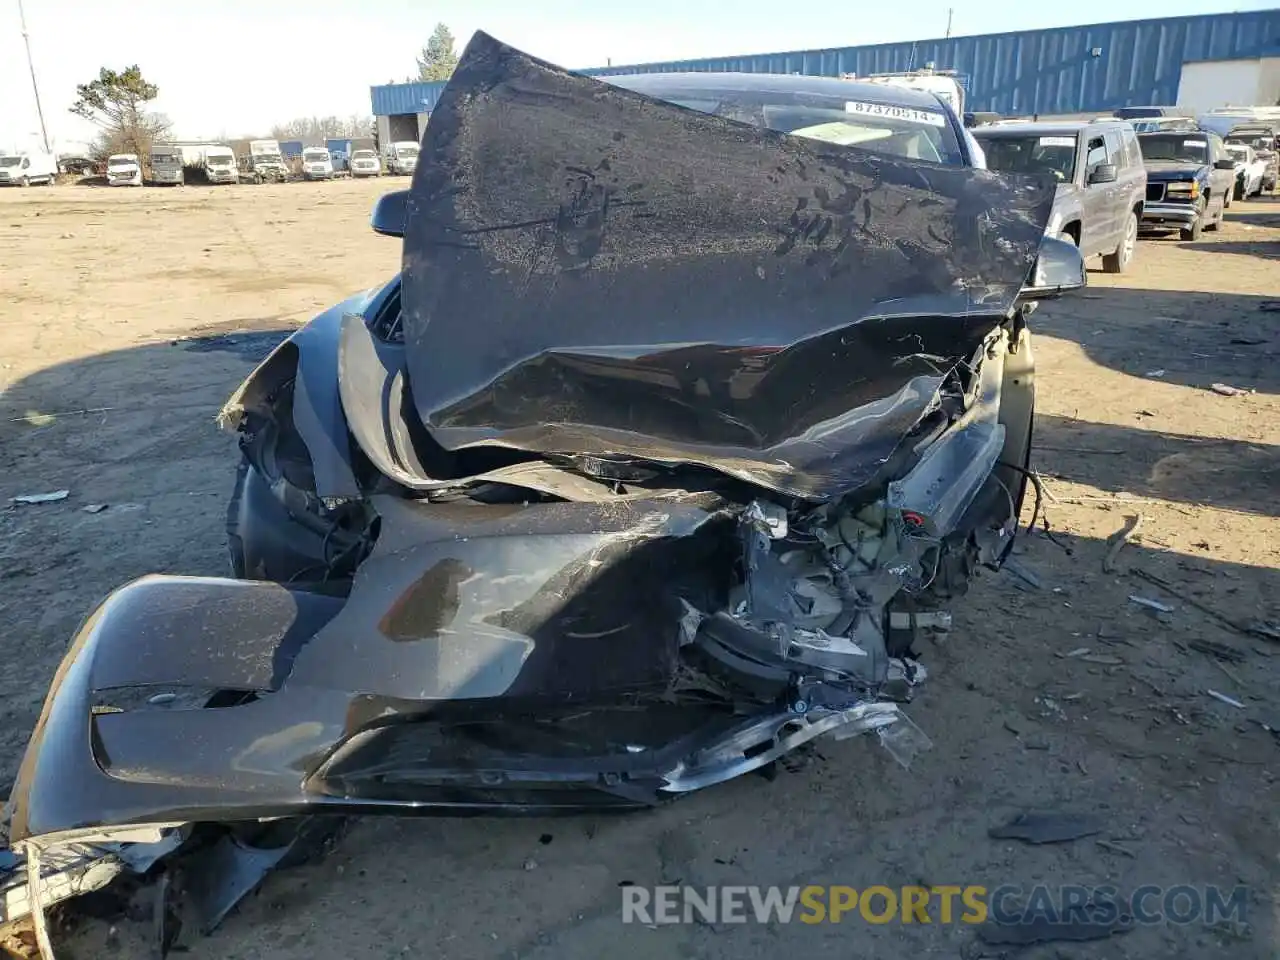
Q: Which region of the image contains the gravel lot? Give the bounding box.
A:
[1,179,1277,959]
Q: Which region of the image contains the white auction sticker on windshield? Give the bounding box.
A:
[1039,136,1076,147]
[845,100,946,127]
[1184,140,1207,147]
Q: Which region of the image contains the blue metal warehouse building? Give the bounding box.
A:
[371,10,1280,140]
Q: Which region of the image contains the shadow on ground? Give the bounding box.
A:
[1036,415,1277,517]
[1177,239,1280,261]
[1034,284,1280,395]
[1218,208,1280,229]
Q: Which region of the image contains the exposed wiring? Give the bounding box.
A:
[987,472,1020,568]
[997,460,1072,555]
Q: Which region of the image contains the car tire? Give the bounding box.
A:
[1179,202,1205,241]
[1102,212,1137,274]
[1204,198,1224,232]
[1233,179,1245,201]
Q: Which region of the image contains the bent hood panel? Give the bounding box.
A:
[401,32,1055,499]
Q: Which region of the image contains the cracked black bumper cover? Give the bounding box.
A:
[10,497,763,843]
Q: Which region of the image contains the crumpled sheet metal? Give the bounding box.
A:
[399,32,1056,501]
[8,495,732,845]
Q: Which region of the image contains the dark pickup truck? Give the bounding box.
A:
[1137,130,1236,240]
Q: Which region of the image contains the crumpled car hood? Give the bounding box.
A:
[400,32,1054,500]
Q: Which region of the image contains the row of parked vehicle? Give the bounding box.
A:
[965,106,1278,268]
[111,140,422,186]
[0,139,423,188]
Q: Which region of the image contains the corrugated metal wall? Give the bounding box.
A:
[582,11,1280,115]
[371,11,1280,117]
[370,80,448,117]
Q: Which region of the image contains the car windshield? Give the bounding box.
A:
[352,150,376,160]
[627,85,963,164]
[0,157,22,167]
[1138,134,1208,163]
[152,154,180,164]
[304,151,328,162]
[395,145,419,158]
[975,134,1077,181]
[1225,145,1249,161]
[108,158,135,167]
[1228,132,1275,150]
[207,155,232,165]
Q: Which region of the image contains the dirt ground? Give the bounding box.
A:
[1,179,1277,960]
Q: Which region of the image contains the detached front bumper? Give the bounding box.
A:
[9,571,914,848]
[1141,202,1198,226]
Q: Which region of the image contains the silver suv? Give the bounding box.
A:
[973,120,1147,273]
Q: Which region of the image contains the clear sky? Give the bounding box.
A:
[2,0,1274,149]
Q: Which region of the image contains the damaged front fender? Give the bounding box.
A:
[217,284,396,501]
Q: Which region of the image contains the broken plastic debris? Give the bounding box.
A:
[10,490,69,505]
[82,503,109,514]
[1209,382,1250,397]
[1144,369,1166,378]
[1080,654,1123,666]
[874,710,932,768]
[1128,595,1173,613]
[888,611,952,632]
[1002,557,1042,589]
[1205,689,1245,710]
[988,811,1104,844]
[1,844,124,925]
[978,892,1132,945]
[677,599,704,646]
[743,500,788,539]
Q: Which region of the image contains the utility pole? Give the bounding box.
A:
[17,0,50,153]
[945,8,954,39]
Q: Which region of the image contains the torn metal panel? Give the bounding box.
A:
[218,292,378,500]
[399,32,1055,500]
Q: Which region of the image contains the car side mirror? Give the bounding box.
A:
[1087,163,1117,184]
[371,189,409,238]
[1018,235,1086,303]
[1213,159,1236,170]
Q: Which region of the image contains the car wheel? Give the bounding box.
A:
[1204,198,1224,232]
[1179,202,1205,241]
[1102,212,1137,273]
[1233,179,1244,201]
[18,176,29,188]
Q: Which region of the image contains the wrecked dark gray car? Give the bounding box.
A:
[7,31,1082,947]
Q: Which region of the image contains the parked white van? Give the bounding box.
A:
[106,154,143,187]
[0,151,57,186]
[204,146,238,184]
[384,141,419,176]
[302,147,334,180]
[349,148,381,177]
